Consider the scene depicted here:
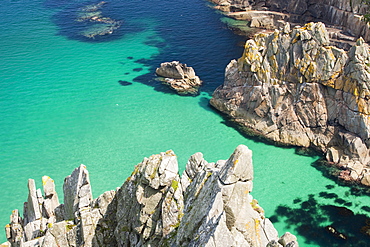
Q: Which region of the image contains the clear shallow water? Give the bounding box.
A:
[1,0,370,246]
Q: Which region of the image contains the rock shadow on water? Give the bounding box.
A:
[130,58,176,96]
[311,159,370,196]
[118,80,132,86]
[270,194,370,246]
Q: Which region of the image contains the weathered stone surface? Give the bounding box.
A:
[174,145,278,247]
[219,144,253,184]
[63,164,93,221]
[156,61,202,95]
[181,152,208,191]
[25,179,41,224]
[114,150,183,246]
[278,232,298,247]
[210,0,370,43]
[41,176,59,220]
[6,210,23,247]
[5,147,296,246]
[211,22,370,186]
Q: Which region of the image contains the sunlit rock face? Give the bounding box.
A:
[5,146,298,247]
[211,22,370,186]
[155,61,202,95]
[209,0,370,43]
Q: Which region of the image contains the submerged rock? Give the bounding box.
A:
[75,1,122,39]
[4,146,296,246]
[211,22,370,186]
[156,61,202,95]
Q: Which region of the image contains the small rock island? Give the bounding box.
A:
[156,61,202,95]
[4,146,297,247]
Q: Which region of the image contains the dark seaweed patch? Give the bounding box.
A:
[293,198,302,204]
[326,185,336,189]
[319,192,339,199]
[269,194,370,246]
[361,206,370,213]
[118,80,132,86]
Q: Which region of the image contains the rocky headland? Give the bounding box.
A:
[156,61,202,95]
[4,145,297,247]
[210,22,370,187]
[210,0,370,49]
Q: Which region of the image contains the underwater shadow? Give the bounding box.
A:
[46,0,141,43]
[118,80,132,86]
[270,194,370,246]
[203,105,314,153]
[310,159,370,196]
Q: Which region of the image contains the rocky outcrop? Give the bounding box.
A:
[156,61,202,95]
[211,22,370,186]
[4,146,297,247]
[210,0,370,44]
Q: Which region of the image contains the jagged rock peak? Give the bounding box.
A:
[4,146,297,247]
[219,144,253,184]
[63,164,93,221]
[211,22,370,187]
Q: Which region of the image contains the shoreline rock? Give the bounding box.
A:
[4,146,297,247]
[156,61,202,95]
[209,0,370,48]
[210,22,370,187]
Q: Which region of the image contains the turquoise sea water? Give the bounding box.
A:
[1,0,370,246]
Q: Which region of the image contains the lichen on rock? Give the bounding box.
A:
[4,146,295,247]
[211,22,370,187]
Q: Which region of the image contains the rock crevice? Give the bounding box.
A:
[5,146,297,247]
[211,0,370,48]
[211,22,370,186]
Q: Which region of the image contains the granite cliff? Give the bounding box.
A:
[4,145,297,247]
[211,22,370,187]
[211,0,370,45]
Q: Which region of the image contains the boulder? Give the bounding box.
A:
[279,232,299,246]
[156,61,202,95]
